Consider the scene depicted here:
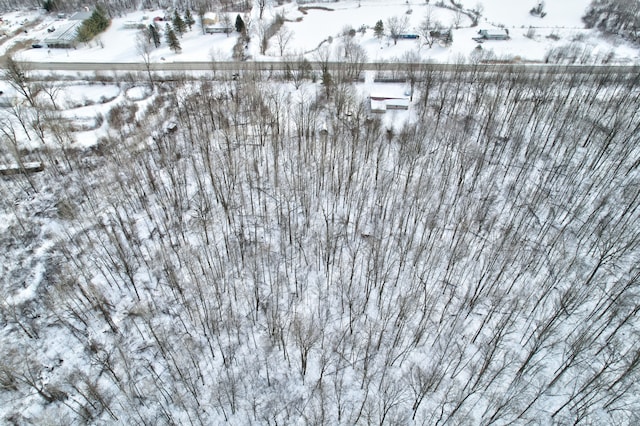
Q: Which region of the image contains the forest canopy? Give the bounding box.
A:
[1,64,639,424]
[583,0,640,43]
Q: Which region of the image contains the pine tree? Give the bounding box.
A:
[165,24,181,53]
[76,6,110,43]
[184,9,195,31]
[149,24,161,48]
[76,24,94,43]
[374,20,384,39]
[172,10,186,36]
[89,7,109,33]
[235,14,245,34]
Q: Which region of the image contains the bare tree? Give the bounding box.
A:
[136,30,155,90]
[256,20,270,55]
[275,26,293,56]
[341,39,367,81]
[220,13,233,37]
[386,16,409,45]
[257,0,268,20]
[452,8,464,29]
[418,10,442,48]
[2,57,39,107]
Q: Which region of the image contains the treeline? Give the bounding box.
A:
[0,0,250,15]
[1,64,640,424]
[583,0,640,43]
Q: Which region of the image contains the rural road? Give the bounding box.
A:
[15,60,640,75]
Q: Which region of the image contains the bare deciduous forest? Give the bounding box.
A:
[1,65,640,424]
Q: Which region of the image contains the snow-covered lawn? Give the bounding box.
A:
[458,0,591,28]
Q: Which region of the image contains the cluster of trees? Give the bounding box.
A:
[373,9,453,48]
[76,7,110,44]
[256,13,285,55]
[1,61,640,424]
[583,0,640,43]
[137,9,196,60]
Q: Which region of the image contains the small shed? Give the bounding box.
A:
[0,161,44,175]
[370,96,410,113]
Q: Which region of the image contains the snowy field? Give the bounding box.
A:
[0,0,638,64]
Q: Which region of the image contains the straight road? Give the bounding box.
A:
[18,60,640,75]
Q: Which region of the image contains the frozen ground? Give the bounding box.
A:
[0,0,638,65]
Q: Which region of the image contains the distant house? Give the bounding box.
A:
[370,96,410,113]
[201,12,218,26]
[475,29,509,41]
[202,12,233,34]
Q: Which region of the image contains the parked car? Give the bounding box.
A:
[47,26,55,32]
[31,43,43,48]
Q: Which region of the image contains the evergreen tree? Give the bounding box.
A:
[76,24,94,43]
[89,7,109,33]
[165,24,181,52]
[374,20,384,39]
[172,10,187,36]
[76,6,110,43]
[235,14,246,34]
[184,9,195,31]
[148,24,161,48]
[42,0,57,12]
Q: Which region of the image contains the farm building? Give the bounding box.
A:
[42,12,92,48]
[475,28,509,40]
[42,21,81,48]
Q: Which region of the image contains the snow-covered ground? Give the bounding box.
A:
[1,0,638,65]
[2,3,640,426]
